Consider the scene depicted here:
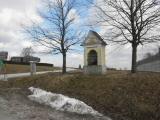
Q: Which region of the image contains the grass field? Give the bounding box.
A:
[0,64,61,74]
[0,70,160,120]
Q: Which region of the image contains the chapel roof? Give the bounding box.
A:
[81,30,107,46]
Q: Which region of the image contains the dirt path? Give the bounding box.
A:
[0,109,19,120]
[0,88,110,120]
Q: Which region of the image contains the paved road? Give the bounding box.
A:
[0,70,61,80]
[0,68,76,80]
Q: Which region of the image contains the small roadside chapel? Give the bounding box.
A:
[81,30,107,74]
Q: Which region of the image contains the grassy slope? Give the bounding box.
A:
[1,64,60,74]
[0,71,160,120]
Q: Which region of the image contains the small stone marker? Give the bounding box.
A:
[30,61,37,76]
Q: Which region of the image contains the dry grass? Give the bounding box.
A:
[0,70,160,120]
[1,64,60,74]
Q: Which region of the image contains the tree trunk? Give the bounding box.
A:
[62,52,66,74]
[131,44,137,73]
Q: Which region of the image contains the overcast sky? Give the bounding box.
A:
[0,0,159,69]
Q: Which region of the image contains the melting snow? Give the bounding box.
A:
[28,87,102,116]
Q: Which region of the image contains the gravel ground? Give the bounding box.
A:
[0,88,110,120]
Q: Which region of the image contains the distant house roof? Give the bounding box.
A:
[81,30,107,46]
[0,51,8,54]
[11,56,40,63]
[11,56,23,58]
[137,50,160,65]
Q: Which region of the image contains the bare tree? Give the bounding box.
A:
[24,0,81,74]
[21,47,34,57]
[89,0,160,73]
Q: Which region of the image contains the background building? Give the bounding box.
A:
[11,56,40,63]
[22,56,40,63]
[11,57,23,63]
[137,48,160,72]
[0,51,8,60]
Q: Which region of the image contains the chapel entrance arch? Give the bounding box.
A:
[88,50,98,66]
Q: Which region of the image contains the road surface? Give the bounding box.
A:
[0,68,76,80]
[0,70,61,80]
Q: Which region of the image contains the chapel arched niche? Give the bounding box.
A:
[87,50,98,66]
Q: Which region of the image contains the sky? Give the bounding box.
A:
[0,0,159,69]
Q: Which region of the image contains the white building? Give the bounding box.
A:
[81,30,107,74]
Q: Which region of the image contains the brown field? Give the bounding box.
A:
[0,70,160,120]
[0,64,60,74]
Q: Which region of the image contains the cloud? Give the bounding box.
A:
[0,0,41,56]
[0,0,82,67]
[0,0,159,69]
[68,9,80,25]
[85,0,160,70]
[0,31,12,43]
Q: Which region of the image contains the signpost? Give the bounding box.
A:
[0,60,4,68]
[0,59,6,80]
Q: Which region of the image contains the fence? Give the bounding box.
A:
[137,60,160,72]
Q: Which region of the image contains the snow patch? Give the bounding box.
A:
[28,87,102,116]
